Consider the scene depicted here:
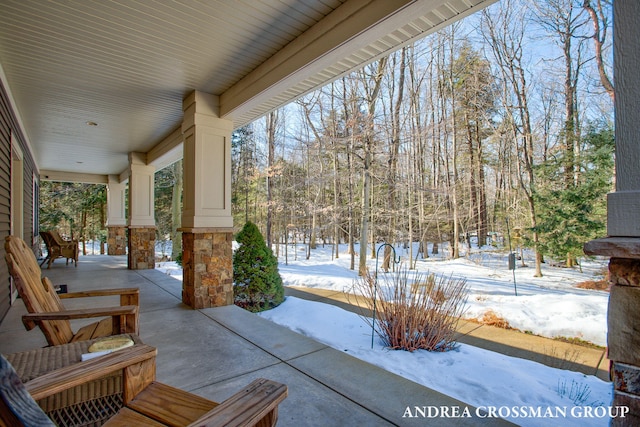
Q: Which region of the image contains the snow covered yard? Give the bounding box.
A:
[157,242,616,427]
[275,243,609,347]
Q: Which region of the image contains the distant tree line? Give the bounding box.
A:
[39,182,107,255]
[230,0,614,276]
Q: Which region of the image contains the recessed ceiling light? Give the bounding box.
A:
[86,121,98,126]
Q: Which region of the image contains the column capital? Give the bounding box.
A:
[584,237,640,259]
[182,91,233,136]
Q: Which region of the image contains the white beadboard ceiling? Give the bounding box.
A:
[0,0,493,180]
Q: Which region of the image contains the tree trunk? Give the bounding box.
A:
[266,111,277,249]
[358,58,387,276]
[170,159,183,261]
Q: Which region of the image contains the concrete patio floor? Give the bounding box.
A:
[0,255,513,426]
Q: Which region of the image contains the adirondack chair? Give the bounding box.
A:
[39,230,78,269]
[0,345,287,427]
[4,235,139,346]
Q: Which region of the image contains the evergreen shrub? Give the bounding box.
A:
[233,221,284,312]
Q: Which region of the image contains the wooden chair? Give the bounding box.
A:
[0,345,287,427]
[39,230,78,269]
[4,235,139,346]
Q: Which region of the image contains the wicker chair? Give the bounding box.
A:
[4,235,139,346]
[1,341,287,427]
[3,334,143,426]
[40,230,78,269]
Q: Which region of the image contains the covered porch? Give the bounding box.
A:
[0,255,510,426]
[2,0,640,422]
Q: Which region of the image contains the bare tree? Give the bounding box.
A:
[483,0,543,276]
[358,58,387,275]
[170,159,182,261]
[533,0,589,189]
[583,0,614,101]
[382,47,407,271]
[265,110,278,248]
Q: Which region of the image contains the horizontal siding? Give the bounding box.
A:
[0,79,36,324]
[0,82,11,322]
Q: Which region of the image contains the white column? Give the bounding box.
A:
[181,91,233,228]
[127,152,155,227]
[106,175,127,226]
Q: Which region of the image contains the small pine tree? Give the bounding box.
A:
[533,124,614,266]
[233,221,284,312]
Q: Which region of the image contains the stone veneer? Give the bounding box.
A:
[181,229,233,309]
[107,226,127,255]
[584,238,640,426]
[128,226,156,270]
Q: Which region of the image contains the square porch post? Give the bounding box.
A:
[180,91,234,308]
[127,152,156,270]
[106,175,127,255]
[584,1,640,424]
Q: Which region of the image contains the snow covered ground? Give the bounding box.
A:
[156,242,617,427]
[274,243,609,346]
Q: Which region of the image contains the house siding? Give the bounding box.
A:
[0,80,37,323]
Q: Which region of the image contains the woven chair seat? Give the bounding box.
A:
[4,334,143,427]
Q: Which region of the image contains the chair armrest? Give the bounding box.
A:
[58,288,139,306]
[188,379,287,427]
[24,344,157,401]
[59,288,139,298]
[22,306,138,330]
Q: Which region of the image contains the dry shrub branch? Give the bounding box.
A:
[349,267,468,352]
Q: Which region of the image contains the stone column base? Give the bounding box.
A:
[128,226,156,270]
[181,228,233,309]
[107,226,127,255]
[585,238,640,423]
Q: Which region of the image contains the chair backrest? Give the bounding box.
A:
[49,230,70,245]
[39,231,56,250]
[0,354,55,426]
[4,235,74,345]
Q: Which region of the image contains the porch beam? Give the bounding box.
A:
[40,170,108,185]
[220,0,496,125]
[147,126,183,171]
[220,0,412,120]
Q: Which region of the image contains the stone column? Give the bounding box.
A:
[180,91,234,308]
[128,226,156,270]
[107,226,127,255]
[106,175,127,255]
[181,229,234,308]
[584,243,640,426]
[583,2,640,425]
[127,152,156,270]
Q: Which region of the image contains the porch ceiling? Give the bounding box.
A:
[0,0,493,180]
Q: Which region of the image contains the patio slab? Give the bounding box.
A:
[0,255,514,426]
[200,304,327,361]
